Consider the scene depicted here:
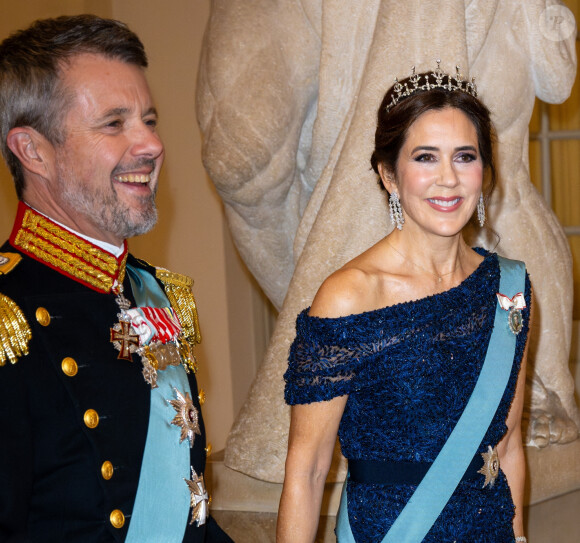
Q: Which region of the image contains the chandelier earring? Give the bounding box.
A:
[389,191,404,230]
[477,194,485,227]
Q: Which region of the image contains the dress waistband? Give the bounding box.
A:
[348,453,484,485]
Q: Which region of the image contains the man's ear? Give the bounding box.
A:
[378,163,396,193]
[6,127,54,179]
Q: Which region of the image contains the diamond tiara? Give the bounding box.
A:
[385,61,477,112]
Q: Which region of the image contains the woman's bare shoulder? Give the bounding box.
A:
[309,244,394,319]
[309,267,370,318]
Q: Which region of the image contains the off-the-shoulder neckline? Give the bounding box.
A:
[302,248,494,322]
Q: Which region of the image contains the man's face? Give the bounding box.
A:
[48,53,164,245]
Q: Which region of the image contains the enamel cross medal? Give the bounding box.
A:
[110,282,139,361]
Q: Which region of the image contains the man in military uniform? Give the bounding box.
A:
[0,15,232,542]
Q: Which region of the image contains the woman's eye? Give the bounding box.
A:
[106,120,122,128]
[456,153,477,162]
[414,153,435,162]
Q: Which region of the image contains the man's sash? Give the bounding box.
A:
[336,256,526,542]
[124,264,192,543]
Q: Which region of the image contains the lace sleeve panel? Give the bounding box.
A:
[284,309,370,405]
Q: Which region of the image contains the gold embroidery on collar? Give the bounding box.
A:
[21,210,118,273]
[12,209,126,293]
[15,229,114,291]
[0,294,31,366]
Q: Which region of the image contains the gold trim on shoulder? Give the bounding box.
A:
[11,206,126,293]
[156,268,202,346]
[156,268,201,374]
[0,252,22,275]
[0,294,31,365]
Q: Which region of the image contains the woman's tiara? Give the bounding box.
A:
[386,61,477,112]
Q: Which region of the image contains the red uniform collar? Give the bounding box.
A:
[9,202,128,293]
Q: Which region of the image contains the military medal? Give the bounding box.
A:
[478,445,500,488]
[184,467,209,526]
[496,292,526,335]
[109,280,194,387]
[168,387,201,447]
[110,321,139,360]
[110,282,140,360]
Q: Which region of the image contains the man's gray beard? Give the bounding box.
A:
[58,175,158,241]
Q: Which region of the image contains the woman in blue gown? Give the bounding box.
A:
[277,67,531,543]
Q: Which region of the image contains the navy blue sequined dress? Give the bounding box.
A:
[284,250,530,543]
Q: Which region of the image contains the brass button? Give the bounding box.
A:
[205,442,212,457]
[110,509,125,529]
[61,357,78,377]
[35,307,51,326]
[101,460,114,480]
[83,409,99,429]
[208,494,212,507]
[198,389,206,406]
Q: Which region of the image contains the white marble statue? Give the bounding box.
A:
[197,0,578,482]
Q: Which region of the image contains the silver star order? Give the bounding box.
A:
[184,467,208,526]
[167,387,201,447]
[478,445,500,488]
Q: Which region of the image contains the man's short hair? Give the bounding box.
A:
[0,14,148,199]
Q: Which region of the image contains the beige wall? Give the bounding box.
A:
[0,0,259,451]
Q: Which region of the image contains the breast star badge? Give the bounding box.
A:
[167,387,201,447]
[478,445,500,488]
[184,467,209,526]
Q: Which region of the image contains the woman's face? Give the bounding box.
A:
[382,106,483,238]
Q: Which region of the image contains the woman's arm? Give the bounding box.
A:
[498,301,533,540]
[278,269,363,541]
[277,396,347,542]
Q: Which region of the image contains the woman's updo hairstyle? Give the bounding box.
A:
[370,68,497,205]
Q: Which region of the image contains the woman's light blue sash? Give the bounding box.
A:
[336,256,525,542]
[124,265,192,543]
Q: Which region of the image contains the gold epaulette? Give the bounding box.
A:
[0,294,31,366]
[156,268,202,347]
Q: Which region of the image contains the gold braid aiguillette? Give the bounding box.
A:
[156,268,201,373]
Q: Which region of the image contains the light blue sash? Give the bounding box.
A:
[336,256,525,542]
[124,264,192,543]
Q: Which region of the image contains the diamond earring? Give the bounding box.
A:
[477,194,485,227]
[389,191,404,230]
